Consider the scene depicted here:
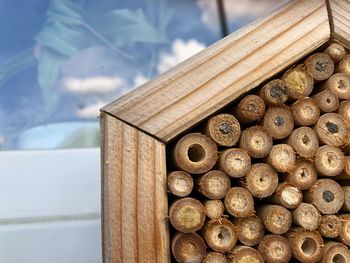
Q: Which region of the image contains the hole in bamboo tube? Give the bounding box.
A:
[248,103,256,112]
[274,116,284,126]
[316,61,326,71]
[233,158,242,167]
[338,80,347,90]
[333,254,346,263]
[326,122,339,134]
[327,152,338,167]
[323,190,335,203]
[326,98,331,104]
[328,223,334,229]
[302,135,310,145]
[301,238,317,256]
[217,227,230,241]
[188,144,206,162]
[219,123,232,134]
[300,168,308,178]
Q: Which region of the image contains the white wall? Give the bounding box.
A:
[0,149,102,263]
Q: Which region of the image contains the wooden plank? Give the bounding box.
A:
[329,0,350,46]
[100,113,169,263]
[102,0,330,143]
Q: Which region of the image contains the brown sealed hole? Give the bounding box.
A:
[300,168,308,178]
[219,123,232,134]
[270,85,285,99]
[188,144,206,162]
[316,61,326,71]
[301,237,317,256]
[248,103,256,112]
[323,190,335,203]
[333,254,346,263]
[302,135,310,145]
[326,98,331,104]
[218,227,230,241]
[338,80,347,90]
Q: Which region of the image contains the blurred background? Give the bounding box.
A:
[0,0,288,262]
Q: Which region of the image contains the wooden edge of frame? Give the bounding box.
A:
[102,0,330,143]
[100,112,170,263]
[328,0,350,47]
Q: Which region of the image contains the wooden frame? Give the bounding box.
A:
[100,0,350,262]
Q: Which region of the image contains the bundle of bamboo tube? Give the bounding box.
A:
[168,42,350,263]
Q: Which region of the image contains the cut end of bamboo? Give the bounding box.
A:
[257,235,292,263]
[171,232,206,263]
[315,145,345,177]
[218,148,251,178]
[313,89,339,113]
[203,218,237,253]
[234,216,264,246]
[173,133,218,174]
[167,171,193,197]
[318,215,342,238]
[325,43,347,62]
[315,113,348,147]
[197,170,230,200]
[204,200,225,221]
[283,67,314,100]
[224,187,254,218]
[245,163,278,198]
[291,97,320,126]
[234,95,266,125]
[262,106,294,140]
[169,198,206,233]
[304,53,335,81]
[321,241,350,263]
[257,204,292,235]
[205,114,241,147]
[239,126,273,158]
[228,246,264,263]
[286,160,317,190]
[292,202,321,231]
[267,144,296,173]
[338,214,350,246]
[324,73,350,100]
[287,228,324,263]
[287,127,319,159]
[203,252,228,263]
[305,179,345,215]
[259,79,288,106]
[268,182,303,209]
[336,54,350,76]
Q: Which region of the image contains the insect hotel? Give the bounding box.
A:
[100,0,350,262]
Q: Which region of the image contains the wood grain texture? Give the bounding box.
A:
[329,0,350,46]
[102,0,330,143]
[100,113,169,263]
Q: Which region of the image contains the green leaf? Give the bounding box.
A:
[0,49,35,89]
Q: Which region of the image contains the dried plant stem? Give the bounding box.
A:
[324,43,346,62]
[291,97,320,126]
[167,171,193,197]
[239,126,273,158]
[218,148,251,178]
[228,246,264,263]
[287,127,319,159]
[234,95,266,125]
[323,73,350,100]
[197,170,230,199]
[203,252,228,263]
[257,204,292,234]
[224,187,254,218]
[266,144,296,173]
[233,216,265,246]
[286,160,317,190]
[314,145,345,177]
[258,79,288,106]
[262,106,294,139]
[171,232,206,263]
[267,182,303,209]
[320,241,350,263]
[291,202,321,230]
[318,215,342,238]
[283,67,314,99]
[203,200,224,221]
[257,235,292,263]
[304,53,335,81]
[336,54,350,75]
[313,89,339,113]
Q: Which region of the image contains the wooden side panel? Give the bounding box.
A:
[100,113,169,263]
[329,0,350,46]
[102,0,330,143]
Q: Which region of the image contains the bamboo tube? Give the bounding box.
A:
[169,198,206,233]
[261,106,294,139]
[234,216,264,246]
[286,228,324,263]
[239,126,273,158]
[224,187,254,218]
[304,179,345,214]
[291,203,321,230]
[287,127,319,159]
[234,95,266,125]
[304,53,335,81]
[204,200,225,221]
[258,79,288,106]
[314,113,348,147]
[267,182,303,209]
[318,215,342,238]
[171,232,206,263]
[257,205,292,234]
[203,252,228,263]
[314,145,345,177]
[266,144,296,173]
[286,160,317,190]
[325,43,346,62]
[244,163,278,198]
[313,89,339,113]
[339,100,350,124]
[173,133,218,174]
[291,97,320,126]
[167,171,193,197]
[335,156,350,179]
[324,73,350,100]
[342,186,350,212]
[257,235,292,263]
[336,54,350,75]
[283,67,314,99]
[337,214,350,246]
[228,246,264,263]
[320,241,350,263]
[218,148,251,178]
[205,114,241,147]
[203,218,237,253]
[197,170,230,200]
